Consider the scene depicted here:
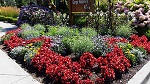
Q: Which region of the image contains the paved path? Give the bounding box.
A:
[0,22,40,84]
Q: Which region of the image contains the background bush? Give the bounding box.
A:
[17,4,54,26]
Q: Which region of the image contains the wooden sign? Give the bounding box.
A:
[68,0,95,25]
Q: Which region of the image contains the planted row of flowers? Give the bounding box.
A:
[0,27,150,84]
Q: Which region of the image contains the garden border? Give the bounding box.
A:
[127,61,150,84]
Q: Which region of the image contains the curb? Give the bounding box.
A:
[127,61,150,84]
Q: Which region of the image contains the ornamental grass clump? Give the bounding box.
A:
[0,6,19,18]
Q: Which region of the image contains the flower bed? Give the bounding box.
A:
[1,26,150,84]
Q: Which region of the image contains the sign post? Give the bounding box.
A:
[68,0,95,25]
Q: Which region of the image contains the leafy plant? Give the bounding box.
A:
[73,16,87,27]
[10,46,28,62]
[57,26,79,37]
[33,24,45,34]
[118,42,147,65]
[24,48,39,65]
[62,36,94,56]
[53,12,69,26]
[46,26,59,36]
[20,23,31,30]
[81,27,97,37]
[114,24,135,38]
[21,29,40,40]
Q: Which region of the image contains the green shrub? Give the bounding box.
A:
[98,28,111,35]
[4,17,13,22]
[0,15,17,23]
[21,29,40,40]
[0,15,5,21]
[10,46,28,62]
[73,16,87,27]
[46,26,59,36]
[20,23,31,30]
[62,36,94,56]
[57,26,79,37]
[114,24,135,38]
[81,27,97,37]
[33,24,45,33]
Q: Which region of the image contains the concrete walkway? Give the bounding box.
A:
[0,22,40,84]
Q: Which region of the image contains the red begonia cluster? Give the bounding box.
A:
[130,34,150,53]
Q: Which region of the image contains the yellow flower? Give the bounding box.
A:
[28,43,33,46]
[128,43,131,46]
[29,48,33,50]
[130,54,135,57]
[29,54,32,57]
[24,59,26,62]
[127,49,130,51]
[120,45,123,48]
[125,51,129,54]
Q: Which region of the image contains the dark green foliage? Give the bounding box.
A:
[145,29,150,40]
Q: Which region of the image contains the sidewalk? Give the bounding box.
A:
[0,22,40,84]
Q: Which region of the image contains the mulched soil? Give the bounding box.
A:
[1,44,150,84]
